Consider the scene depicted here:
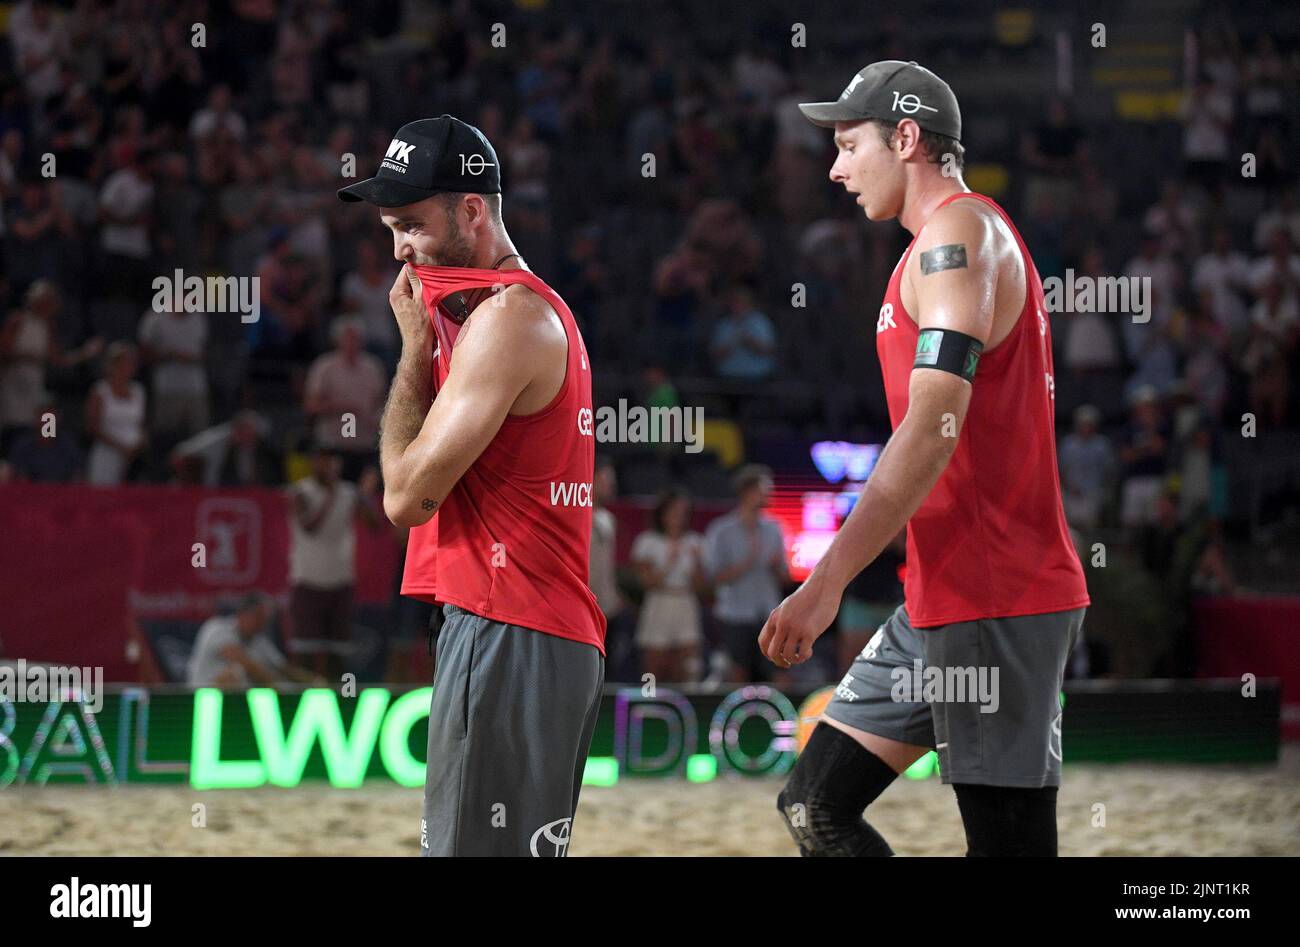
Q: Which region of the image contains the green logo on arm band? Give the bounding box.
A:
[915,329,941,366]
[964,348,980,380]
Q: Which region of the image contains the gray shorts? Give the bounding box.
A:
[422,604,604,856]
[822,604,1084,788]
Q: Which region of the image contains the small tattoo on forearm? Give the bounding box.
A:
[421,498,437,511]
[919,244,968,274]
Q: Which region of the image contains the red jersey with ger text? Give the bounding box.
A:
[876,192,1089,627]
[400,265,605,653]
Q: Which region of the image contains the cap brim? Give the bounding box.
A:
[797,101,869,128]
[336,176,440,207]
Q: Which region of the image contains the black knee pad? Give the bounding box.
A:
[777,724,898,857]
[953,783,1059,857]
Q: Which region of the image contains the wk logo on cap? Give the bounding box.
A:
[382,139,416,173]
[841,74,865,99]
[891,90,938,115]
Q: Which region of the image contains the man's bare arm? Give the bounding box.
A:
[812,205,998,594]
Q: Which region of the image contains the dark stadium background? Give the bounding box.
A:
[0,0,1297,735]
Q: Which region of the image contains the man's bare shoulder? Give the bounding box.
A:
[908,197,1016,279]
[448,279,566,388]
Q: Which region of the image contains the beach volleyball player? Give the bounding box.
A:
[760,63,1089,856]
[338,116,605,856]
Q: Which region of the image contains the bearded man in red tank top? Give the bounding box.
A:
[338,116,605,857]
[762,63,1089,856]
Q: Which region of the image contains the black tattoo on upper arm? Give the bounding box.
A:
[919,244,968,275]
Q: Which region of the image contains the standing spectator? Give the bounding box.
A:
[9,0,68,109]
[1059,405,1115,528]
[188,84,247,144]
[85,341,146,485]
[0,280,99,454]
[704,465,787,682]
[97,145,155,301]
[710,283,777,381]
[303,317,387,481]
[6,177,73,290]
[5,402,82,482]
[1192,227,1251,338]
[137,294,210,461]
[1242,277,1298,427]
[1119,387,1171,527]
[590,457,633,681]
[287,446,381,677]
[1180,74,1233,191]
[631,488,706,684]
[339,241,399,369]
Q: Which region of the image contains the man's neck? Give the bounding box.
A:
[472,234,525,271]
[899,173,970,237]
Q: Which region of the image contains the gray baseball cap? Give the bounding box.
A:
[798,60,962,142]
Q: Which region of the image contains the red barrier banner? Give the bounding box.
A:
[0,484,399,680]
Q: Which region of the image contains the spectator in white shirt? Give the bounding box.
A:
[188,592,321,688]
[1192,227,1251,336]
[188,84,247,143]
[85,342,146,485]
[287,446,382,677]
[631,488,706,684]
[138,303,209,454]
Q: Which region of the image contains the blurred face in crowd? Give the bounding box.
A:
[337,323,362,359]
[829,119,909,222]
[594,464,617,506]
[381,193,489,267]
[108,348,137,384]
[663,496,690,536]
[740,477,772,511]
[313,451,341,484]
[237,602,269,637]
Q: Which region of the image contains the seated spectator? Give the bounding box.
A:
[218,410,283,486]
[187,591,321,687]
[85,341,147,485]
[303,317,387,482]
[1059,405,1114,528]
[6,403,83,482]
[631,488,706,684]
[710,283,777,380]
[1119,386,1171,527]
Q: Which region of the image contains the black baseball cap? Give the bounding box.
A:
[798,61,962,142]
[337,115,501,207]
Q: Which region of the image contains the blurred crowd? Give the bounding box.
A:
[0,0,1297,682]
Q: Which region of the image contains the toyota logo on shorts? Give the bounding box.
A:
[529,817,572,857]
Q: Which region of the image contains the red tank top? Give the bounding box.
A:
[400,264,606,654]
[877,192,1089,627]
